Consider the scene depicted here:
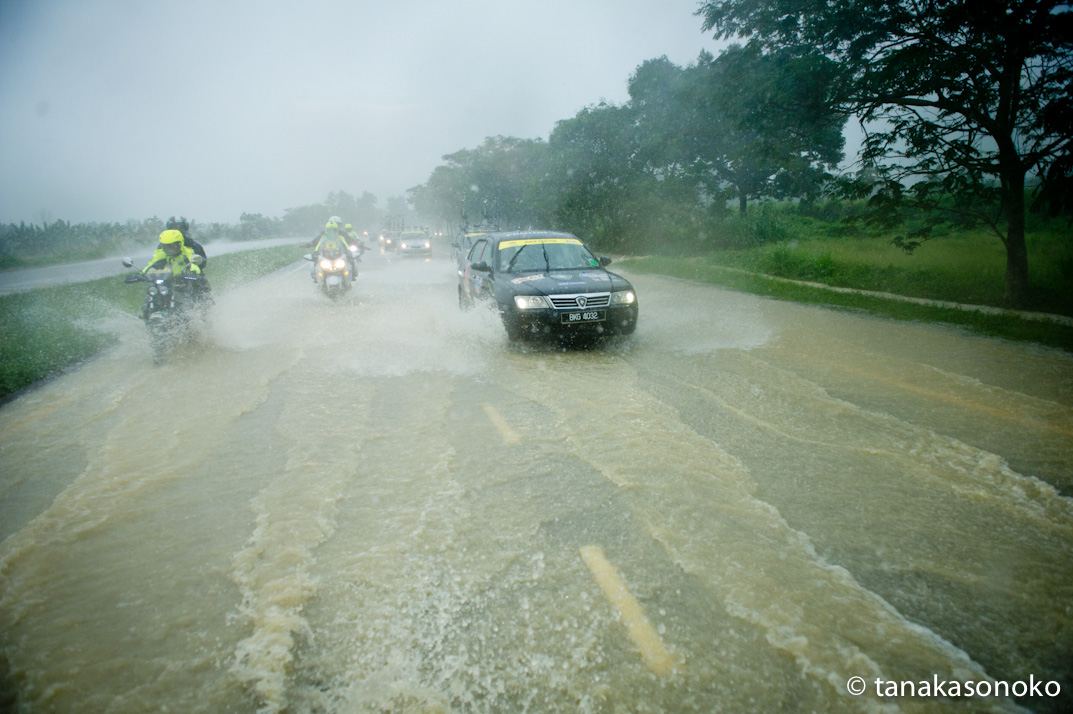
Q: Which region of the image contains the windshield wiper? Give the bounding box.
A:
[506,245,527,272]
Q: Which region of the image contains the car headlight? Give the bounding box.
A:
[609,290,636,305]
[514,295,551,310]
[424,241,430,248]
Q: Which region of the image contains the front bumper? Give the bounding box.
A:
[502,303,638,338]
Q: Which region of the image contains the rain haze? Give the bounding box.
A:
[0,0,727,225]
[2,2,1072,712]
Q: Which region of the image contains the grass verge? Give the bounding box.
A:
[0,244,305,401]
[622,255,1073,353]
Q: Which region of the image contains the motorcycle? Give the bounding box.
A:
[122,257,211,364]
[304,243,357,300]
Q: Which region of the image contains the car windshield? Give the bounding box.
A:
[497,239,600,273]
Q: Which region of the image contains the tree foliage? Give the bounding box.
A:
[628,47,845,215]
[698,0,1073,305]
[407,49,846,253]
[0,191,392,267]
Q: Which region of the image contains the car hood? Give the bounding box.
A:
[504,268,632,296]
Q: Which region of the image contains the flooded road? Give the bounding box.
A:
[1,249,1071,713]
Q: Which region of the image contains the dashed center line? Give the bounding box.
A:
[580,545,678,676]
[482,403,521,444]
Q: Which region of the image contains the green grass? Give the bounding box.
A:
[623,255,1073,352]
[713,234,1059,306]
[0,244,306,400]
[662,212,1073,315]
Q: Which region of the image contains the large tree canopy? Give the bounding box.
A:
[627,49,845,215]
[699,0,1073,306]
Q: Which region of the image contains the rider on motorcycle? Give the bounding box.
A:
[143,229,212,303]
[307,219,357,280]
[144,230,202,275]
[165,216,208,269]
[343,223,366,261]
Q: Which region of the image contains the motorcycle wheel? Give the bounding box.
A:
[147,321,169,365]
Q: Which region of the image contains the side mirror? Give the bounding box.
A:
[190,254,205,266]
[471,261,492,273]
[303,253,314,262]
[599,256,612,266]
[122,258,134,268]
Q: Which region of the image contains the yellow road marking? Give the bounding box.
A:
[580,545,677,676]
[481,403,521,444]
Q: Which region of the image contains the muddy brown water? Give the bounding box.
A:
[2,252,1070,713]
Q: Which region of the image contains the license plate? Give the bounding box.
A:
[562,310,605,324]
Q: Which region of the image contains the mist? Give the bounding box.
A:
[0,0,727,225]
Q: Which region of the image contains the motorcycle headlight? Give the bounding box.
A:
[158,286,169,295]
[148,286,158,296]
[319,258,334,270]
[333,258,347,270]
[514,295,551,310]
[609,290,635,305]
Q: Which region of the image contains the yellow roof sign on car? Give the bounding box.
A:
[499,238,583,249]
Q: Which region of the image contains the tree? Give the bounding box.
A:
[547,103,641,246]
[627,49,845,216]
[698,0,1073,306]
[707,45,845,214]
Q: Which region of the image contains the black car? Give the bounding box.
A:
[458,230,638,341]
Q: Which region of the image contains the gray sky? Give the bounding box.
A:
[0,0,728,224]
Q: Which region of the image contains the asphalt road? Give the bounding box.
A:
[1,246,1070,713]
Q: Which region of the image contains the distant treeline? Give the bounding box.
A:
[406,0,1072,309]
[0,190,394,270]
[407,49,848,254]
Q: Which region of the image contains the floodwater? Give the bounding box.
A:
[1,249,1070,714]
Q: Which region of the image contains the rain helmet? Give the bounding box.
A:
[325,221,340,235]
[165,216,190,236]
[158,229,185,257]
[328,215,342,224]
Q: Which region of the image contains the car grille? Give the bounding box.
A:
[549,293,611,309]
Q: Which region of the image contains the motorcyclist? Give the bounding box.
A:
[165,216,208,269]
[143,229,212,303]
[143,229,201,274]
[343,223,366,261]
[307,219,357,281]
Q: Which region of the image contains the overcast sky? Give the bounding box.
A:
[0,0,735,225]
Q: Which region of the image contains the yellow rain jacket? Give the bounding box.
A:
[143,229,202,276]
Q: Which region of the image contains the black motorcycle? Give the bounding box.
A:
[122,258,211,364]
